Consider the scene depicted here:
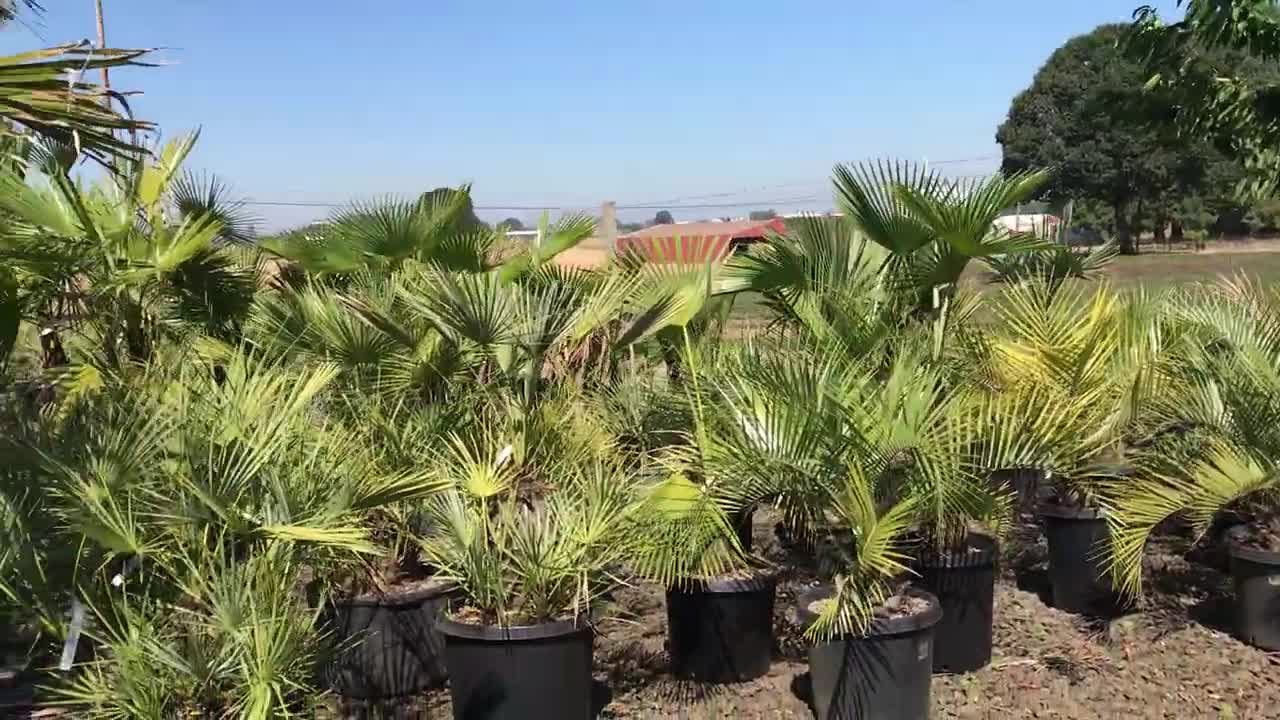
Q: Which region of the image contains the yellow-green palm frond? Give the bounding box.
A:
[628,471,746,588]
[438,430,519,501]
[805,463,917,640]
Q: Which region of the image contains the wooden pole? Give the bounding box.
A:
[95,0,110,97]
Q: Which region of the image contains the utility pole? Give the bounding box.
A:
[95,0,111,98]
[600,200,617,255]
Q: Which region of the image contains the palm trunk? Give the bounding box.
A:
[1115,200,1136,255]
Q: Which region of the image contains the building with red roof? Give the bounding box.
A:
[615,218,786,263]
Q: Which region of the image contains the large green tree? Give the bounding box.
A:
[998,24,1218,254]
[1130,1,1280,198]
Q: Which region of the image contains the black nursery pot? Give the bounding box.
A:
[1229,541,1280,651]
[326,579,455,700]
[1039,504,1123,616]
[797,587,941,720]
[437,615,594,720]
[913,534,997,673]
[666,570,777,683]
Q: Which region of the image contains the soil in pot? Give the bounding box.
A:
[325,577,457,700]
[1039,502,1124,616]
[665,568,776,683]
[438,613,595,720]
[796,587,941,720]
[913,534,996,674]
[1229,527,1280,651]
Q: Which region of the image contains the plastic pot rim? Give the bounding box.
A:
[332,577,457,608]
[436,613,592,642]
[1037,502,1107,521]
[915,532,998,569]
[795,585,942,638]
[1229,539,1280,566]
[669,567,779,594]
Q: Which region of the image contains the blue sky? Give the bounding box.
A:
[1,1,1180,228]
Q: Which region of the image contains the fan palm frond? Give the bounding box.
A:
[0,43,157,166]
[833,160,939,257]
[170,171,259,245]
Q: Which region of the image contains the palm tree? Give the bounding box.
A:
[0,344,448,716]
[975,279,1176,508]
[1108,275,1280,598]
[0,132,261,374]
[831,160,1051,309]
[0,42,155,166]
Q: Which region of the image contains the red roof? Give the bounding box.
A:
[616,218,785,263]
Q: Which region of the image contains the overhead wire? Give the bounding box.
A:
[235,153,1001,212]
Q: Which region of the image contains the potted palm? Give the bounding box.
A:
[710,333,974,706]
[764,345,986,716]
[627,336,779,685]
[983,280,1169,616]
[322,397,465,701]
[889,296,1012,675]
[249,207,639,702]
[795,435,941,720]
[421,420,637,720]
[1109,276,1280,650]
[907,387,1009,675]
[722,199,1030,676]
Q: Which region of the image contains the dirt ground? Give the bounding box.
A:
[412,517,1280,719]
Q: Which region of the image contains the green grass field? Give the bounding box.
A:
[984,249,1280,292]
[729,249,1280,328]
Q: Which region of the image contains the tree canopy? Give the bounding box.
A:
[1130,1,1280,198]
[997,24,1227,253]
[653,210,674,225]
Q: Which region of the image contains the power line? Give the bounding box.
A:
[618,194,822,210]
[630,180,827,207]
[240,194,826,212]
[236,152,1002,212]
[927,154,1001,166]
